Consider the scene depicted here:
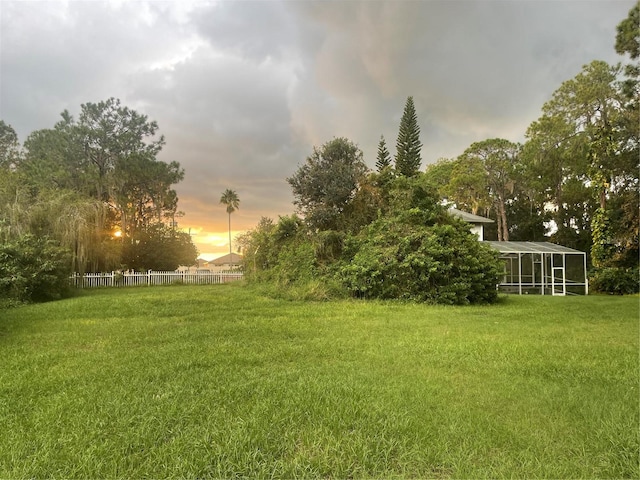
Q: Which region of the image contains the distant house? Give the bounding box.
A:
[209,253,243,271]
[450,208,588,296]
[448,207,494,241]
[188,253,243,272]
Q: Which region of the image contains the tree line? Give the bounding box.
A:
[1,98,197,302]
[239,3,638,298]
[422,3,639,294]
[2,4,637,303]
[238,101,504,304]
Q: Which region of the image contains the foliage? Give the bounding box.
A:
[77,98,166,202]
[0,171,115,272]
[459,139,520,241]
[394,96,422,177]
[250,215,319,286]
[272,239,317,286]
[21,116,90,194]
[375,135,392,172]
[245,173,503,304]
[0,120,20,170]
[0,169,31,241]
[444,154,490,215]
[425,140,527,243]
[337,180,501,304]
[605,187,639,267]
[615,0,640,100]
[590,207,616,268]
[287,137,368,231]
[522,60,638,259]
[237,216,277,276]
[242,9,640,302]
[121,224,198,271]
[220,188,240,254]
[616,1,640,59]
[423,158,455,193]
[113,153,184,233]
[590,267,639,295]
[0,234,72,303]
[504,196,549,241]
[5,98,189,274]
[219,189,240,215]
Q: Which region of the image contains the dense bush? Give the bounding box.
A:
[337,210,502,304]
[590,267,639,295]
[0,234,72,303]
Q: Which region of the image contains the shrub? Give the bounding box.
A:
[590,267,639,295]
[0,234,72,303]
[272,240,317,286]
[337,216,502,304]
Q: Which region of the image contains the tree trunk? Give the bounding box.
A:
[499,198,509,242]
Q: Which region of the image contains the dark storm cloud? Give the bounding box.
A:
[283,0,632,163]
[1,0,635,257]
[190,0,300,63]
[2,2,179,133]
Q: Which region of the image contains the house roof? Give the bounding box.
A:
[210,253,243,265]
[448,207,494,224]
[485,241,585,254]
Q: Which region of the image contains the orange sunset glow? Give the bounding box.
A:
[183,227,246,261]
[174,184,295,262]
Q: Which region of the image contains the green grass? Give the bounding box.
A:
[1,285,638,479]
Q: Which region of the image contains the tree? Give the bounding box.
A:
[113,154,184,237]
[616,15,640,114]
[615,1,639,62]
[22,124,88,193]
[443,154,491,216]
[523,60,629,255]
[375,135,392,172]
[287,137,368,231]
[122,224,198,271]
[459,139,520,241]
[0,120,20,170]
[423,158,455,194]
[29,189,112,273]
[220,189,240,255]
[236,216,277,276]
[77,98,165,202]
[15,99,185,273]
[394,96,422,177]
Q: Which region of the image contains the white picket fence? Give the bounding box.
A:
[71,270,244,288]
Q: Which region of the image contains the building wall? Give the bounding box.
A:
[470,224,484,241]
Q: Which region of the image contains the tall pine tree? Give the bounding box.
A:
[394,96,423,177]
[375,135,392,172]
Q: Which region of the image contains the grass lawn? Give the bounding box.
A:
[0,285,638,479]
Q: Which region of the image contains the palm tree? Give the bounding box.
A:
[219,189,240,255]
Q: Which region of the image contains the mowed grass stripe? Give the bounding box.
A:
[1,285,638,478]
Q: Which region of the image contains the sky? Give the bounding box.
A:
[1,0,636,260]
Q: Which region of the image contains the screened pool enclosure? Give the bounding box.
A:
[485,242,588,296]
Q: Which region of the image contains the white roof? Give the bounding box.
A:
[210,253,243,265]
[448,207,494,224]
[485,241,585,254]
